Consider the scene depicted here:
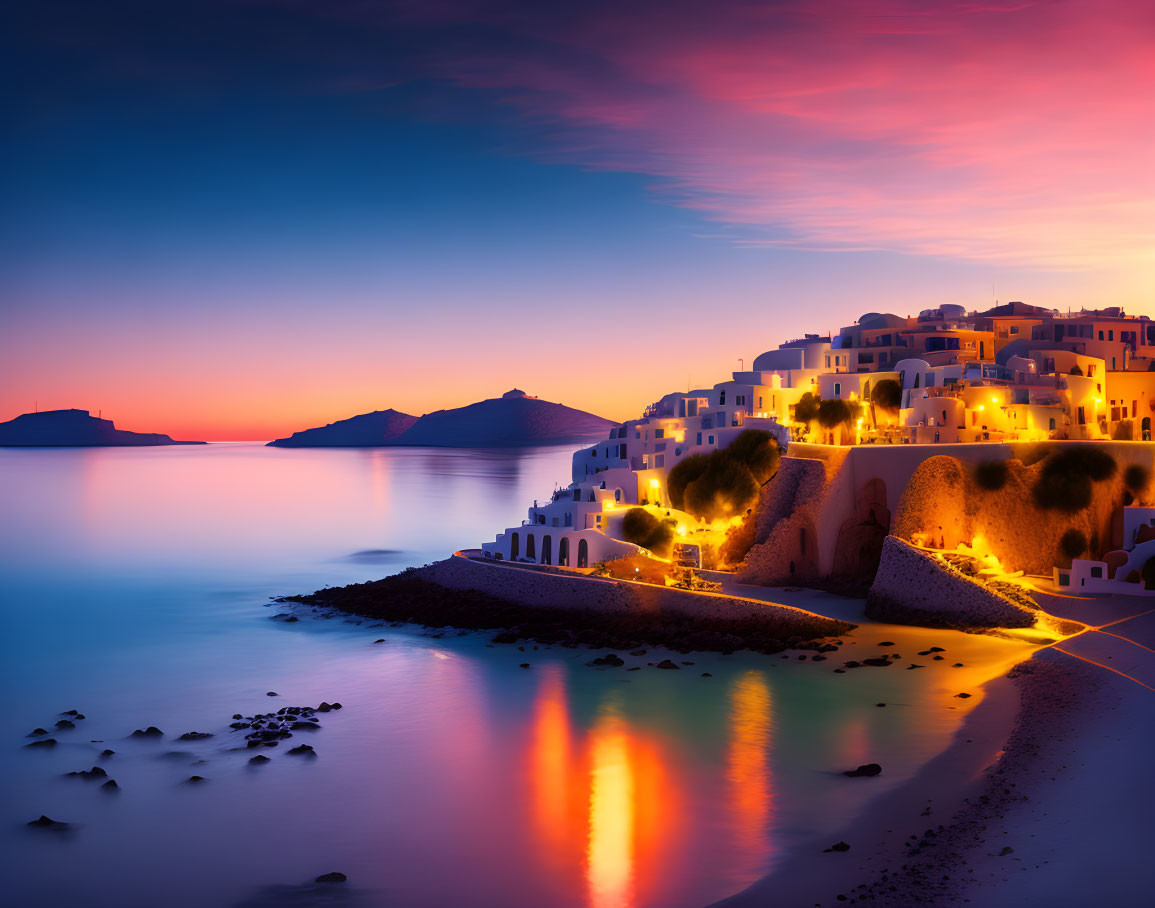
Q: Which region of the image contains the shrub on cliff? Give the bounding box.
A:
[670,430,781,521]
[668,454,709,510]
[1033,448,1118,512]
[871,378,902,411]
[621,508,674,557]
[1060,528,1087,561]
[723,429,780,484]
[1124,464,1150,493]
[684,454,760,520]
[974,460,1009,491]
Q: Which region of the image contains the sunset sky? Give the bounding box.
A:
[3,0,1152,440]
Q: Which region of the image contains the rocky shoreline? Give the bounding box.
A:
[278,568,854,655]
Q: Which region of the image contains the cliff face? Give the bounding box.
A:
[893,445,1155,576]
[0,410,204,446]
[737,441,1155,606]
[391,396,616,447]
[267,409,418,447]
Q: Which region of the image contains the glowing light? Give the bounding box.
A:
[727,671,773,867]
[677,525,688,536]
[977,404,985,412]
[587,700,635,908]
[649,479,660,489]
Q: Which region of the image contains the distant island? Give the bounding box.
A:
[265,409,419,448]
[268,390,617,448]
[0,409,206,446]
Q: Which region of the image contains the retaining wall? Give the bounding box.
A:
[419,554,854,638]
[866,536,1037,629]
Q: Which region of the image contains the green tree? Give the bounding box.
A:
[794,392,820,423]
[872,378,902,411]
[667,454,710,510]
[621,508,675,557]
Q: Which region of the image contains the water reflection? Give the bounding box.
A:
[587,694,636,908]
[727,671,773,871]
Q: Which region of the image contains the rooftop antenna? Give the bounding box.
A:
[739,358,744,371]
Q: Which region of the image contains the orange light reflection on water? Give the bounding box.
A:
[587,698,636,908]
[726,671,774,874]
[527,674,690,908]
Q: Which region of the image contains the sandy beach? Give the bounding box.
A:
[718,630,1155,906]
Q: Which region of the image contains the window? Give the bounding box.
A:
[825,355,831,368]
[1049,418,1056,430]
[696,432,702,445]
[736,394,746,406]
[833,382,841,396]
[719,390,726,404]
[1078,406,1086,425]
[655,429,664,438]
[1059,572,1070,586]
[758,396,763,409]
[1099,330,1104,340]
[1010,325,1019,335]
[614,488,621,501]
[708,435,714,445]
[1091,566,1103,578]
[1109,330,1114,341]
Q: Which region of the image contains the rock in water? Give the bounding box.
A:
[843,763,883,777]
[28,815,71,830]
[824,842,851,853]
[315,872,347,883]
[655,659,680,670]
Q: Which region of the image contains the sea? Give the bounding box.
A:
[0,443,1026,907]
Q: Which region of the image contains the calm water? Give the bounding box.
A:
[0,444,1028,907]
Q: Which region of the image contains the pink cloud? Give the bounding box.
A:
[379,0,1155,267]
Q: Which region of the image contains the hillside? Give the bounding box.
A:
[393,391,616,447]
[267,409,418,448]
[0,409,205,446]
[268,392,615,448]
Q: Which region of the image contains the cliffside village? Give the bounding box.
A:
[481,302,1155,580]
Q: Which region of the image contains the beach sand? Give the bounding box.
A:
[717,643,1155,907]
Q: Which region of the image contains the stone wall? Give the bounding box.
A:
[420,555,854,639]
[866,536,1038,629]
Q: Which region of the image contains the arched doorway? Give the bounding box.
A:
[526,534,536,562]
[578,539,589,568]
[1144,416,1151,441]
[541,535,552,565]
[559,537,569,566]
[510,532,519,561]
